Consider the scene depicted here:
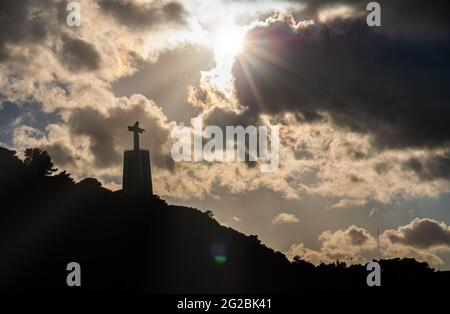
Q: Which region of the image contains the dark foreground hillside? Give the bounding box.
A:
[0,147,449,294]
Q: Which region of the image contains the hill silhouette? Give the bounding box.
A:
[0,146,449,294]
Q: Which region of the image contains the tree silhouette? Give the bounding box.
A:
[54,170,75,185]
[23,148,57,176]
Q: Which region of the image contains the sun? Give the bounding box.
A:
[212,23,246,61]
[206,22,247,91]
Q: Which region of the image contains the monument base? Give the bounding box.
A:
[123,150,153,194]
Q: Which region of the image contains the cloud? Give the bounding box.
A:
[42,142,77,167]
[385,218,450,249]
[299,0,450,38]
[286,218,450,267]
[112,44,215,123]
[369,207,381,218]
[59,36,101,72]
[330,198,368,209]
[347,226,370,245]
[402,152,450,181]
[12,122,89,173]
[233,15,450,150]
[0,0,48,61]
[286,225,376,264]
[272,212,299,224]
[0,0,196,110]
[98,0,188,30]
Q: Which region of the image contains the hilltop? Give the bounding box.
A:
[0,147,449,294]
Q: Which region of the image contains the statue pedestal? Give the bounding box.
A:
[123,150,153,194]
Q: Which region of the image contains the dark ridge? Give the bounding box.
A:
[0,147,449,294]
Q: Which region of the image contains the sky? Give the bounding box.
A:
[1,0,450,269]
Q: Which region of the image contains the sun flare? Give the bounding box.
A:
[206,22,248,91]
[212,23,246,60]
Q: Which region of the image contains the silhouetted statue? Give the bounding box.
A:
[128,121,145,151]
[123,122,153,194]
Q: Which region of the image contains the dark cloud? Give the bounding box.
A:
[349,175,362,183]
[43,142,76,167]
[98,0,188,30]
[347,226,369,246]
[0,0,99,69]
[0,0,48,61]
[402,153,450,181]
[60,36,101,72]
[293,147,313,160]
[204,106,258,130]
[200,106,262,169]
[341,142,369,160]
[298,0,450,38]
[386,218,450,249]
[374,162,391,174]
[69,107,121,167]
[233,17,450,150]
[68,99,175,170]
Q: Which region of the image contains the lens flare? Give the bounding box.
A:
[214,255,227,264]
[211,242,227,265]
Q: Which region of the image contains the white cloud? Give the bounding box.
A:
[286,218,450,268]
[272,212,300,224]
